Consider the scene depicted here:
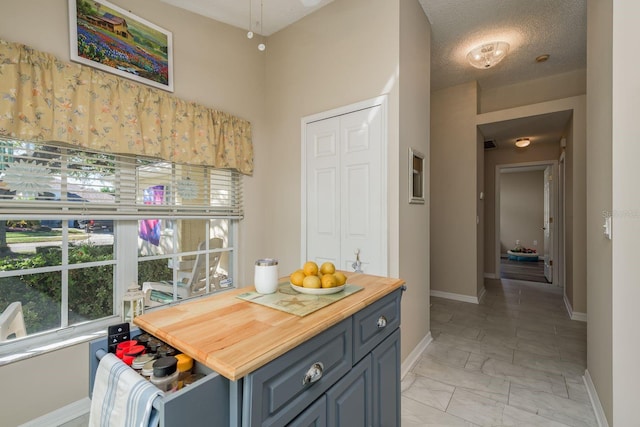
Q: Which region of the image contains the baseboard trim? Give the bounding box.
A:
[564,294,587,322]
[477,285,487,303]
[483,273,498,279]
[20,397,90,427]
[584,369,610,427]
[431,289,479,304]
[401,331,432,380]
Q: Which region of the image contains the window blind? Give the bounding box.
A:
[0,139,243,220]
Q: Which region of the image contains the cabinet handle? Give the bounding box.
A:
[377,315,387,329]
[302,362,324,386]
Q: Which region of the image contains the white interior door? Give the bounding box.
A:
[543,165,553,282]
[305,105,386,275]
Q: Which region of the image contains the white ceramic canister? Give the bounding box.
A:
[254,258,279,294]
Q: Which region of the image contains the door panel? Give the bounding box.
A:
[340,106,384,275]
[306,119,340,267]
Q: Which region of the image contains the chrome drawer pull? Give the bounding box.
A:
[302,362,324,385]
[377,315,388,329]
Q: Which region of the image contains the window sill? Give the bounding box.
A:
[0,330,107,367]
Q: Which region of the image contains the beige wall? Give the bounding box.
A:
[499,170,545,253]
[479,69,586,113]
[610,1,640,422]
[0,1,266,424]
[476,130,485,295]
[264,0,431,361]
[585,0,614,423]
[264,0,400,277]
[398,0,431,359]
[430,82,479,298]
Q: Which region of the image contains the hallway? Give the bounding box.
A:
[402,279,595,426]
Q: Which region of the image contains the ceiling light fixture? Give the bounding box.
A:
[247,0,254,39]
[467,41,510,69]
[301,0,322,6]
[535,54,550,63]
[257,0,266,51]
[515,138,531,148]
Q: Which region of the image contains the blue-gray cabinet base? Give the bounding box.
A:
[88,289,401,427]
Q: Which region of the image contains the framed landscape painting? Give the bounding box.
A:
[68,0,173,92]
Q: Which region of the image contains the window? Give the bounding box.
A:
[0,138,242,353]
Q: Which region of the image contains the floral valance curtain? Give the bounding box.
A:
[0,39,253,175]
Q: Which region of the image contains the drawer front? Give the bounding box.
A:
[352,289,401,362]
[244,319,352,427]
[286,396,326,427]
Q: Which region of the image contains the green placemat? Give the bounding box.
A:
[237,282,363,317]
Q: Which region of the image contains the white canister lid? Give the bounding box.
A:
[255,258,278,266]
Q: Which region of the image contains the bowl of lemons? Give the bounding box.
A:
[290,261,347,295]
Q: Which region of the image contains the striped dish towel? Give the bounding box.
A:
[89,352,162,427]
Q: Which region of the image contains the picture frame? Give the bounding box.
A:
[409,147,425,204]
[68,0,174,92]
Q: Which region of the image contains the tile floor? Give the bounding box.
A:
[401,278,596,427]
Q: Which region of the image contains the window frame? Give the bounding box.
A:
[0,139,241,357]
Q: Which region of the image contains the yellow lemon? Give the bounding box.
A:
[321,274,337,288]
[290,270,305,286]
[334,271,347,286]
[302,275,321,288]
[320,262,336,275]
[303,261,319,276]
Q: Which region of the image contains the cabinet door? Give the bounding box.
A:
[371,329,400,427]
[287,396,327,427]
[326,355,372,427]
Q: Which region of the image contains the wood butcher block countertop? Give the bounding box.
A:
[134,272,404,381]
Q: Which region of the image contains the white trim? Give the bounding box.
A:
[484,273,498,279]
[584,370,610,427]
[563,294,587,322]
[19,397,90,427]
[477,285,487,303]
[430,289,479,304]
[401,331,432,379]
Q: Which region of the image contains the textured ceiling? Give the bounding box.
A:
[420,0,587,91]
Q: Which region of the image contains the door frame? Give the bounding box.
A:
[495,159,560,285]
[300,95,388,269]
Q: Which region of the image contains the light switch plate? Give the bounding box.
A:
[603,216,612,240]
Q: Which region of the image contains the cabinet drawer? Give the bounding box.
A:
[243,318,352,427]
[352,289,401,362]
[89,337,231,427]
[286,396,326,427]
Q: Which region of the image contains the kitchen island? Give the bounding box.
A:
[91,272,404,426]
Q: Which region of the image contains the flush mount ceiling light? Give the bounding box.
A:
[300,0,321,6]
[515,138,531,148]
[535,54,550,63]
[467,41,510,69]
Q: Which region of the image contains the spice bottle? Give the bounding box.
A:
[175,354,193,389]
[132,354,155,374]
[150,356,179,393]
[141,359,156,381]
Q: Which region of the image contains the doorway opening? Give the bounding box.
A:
[497,163,557,284]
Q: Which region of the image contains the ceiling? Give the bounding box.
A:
[161,0,586,150]
[159,0,335,37]
[478,110,573,150]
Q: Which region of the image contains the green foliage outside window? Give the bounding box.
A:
[0,245,172,335]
